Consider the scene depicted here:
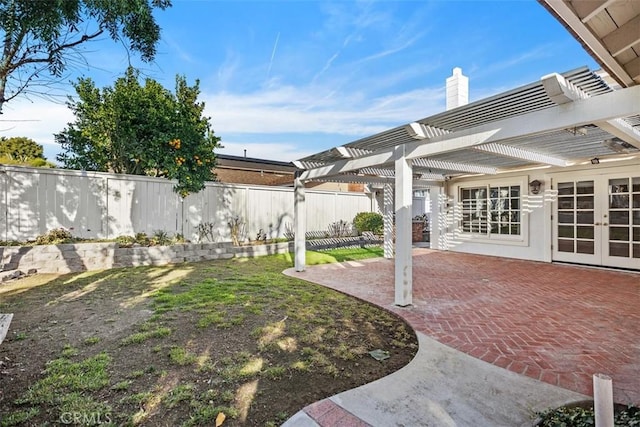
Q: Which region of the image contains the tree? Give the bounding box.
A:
[56,67,221,196]
[0,136,54,167]
[0,0,171,112]
[0,136,43,161]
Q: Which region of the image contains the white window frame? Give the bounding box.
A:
[453,177,529,246]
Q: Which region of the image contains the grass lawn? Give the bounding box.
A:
[0,247,416,426]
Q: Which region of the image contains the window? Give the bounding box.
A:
[460,185,521,236]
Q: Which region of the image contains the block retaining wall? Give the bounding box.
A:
[0,241,294,275]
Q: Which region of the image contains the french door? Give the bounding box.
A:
[552,173,640,270]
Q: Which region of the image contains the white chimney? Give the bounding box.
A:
[446,67,468,110]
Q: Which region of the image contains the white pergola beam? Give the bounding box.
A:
[542,73,640,150]
[595,118,640,150]
[313,175,440,186]
[335,146,352,158]
[473,143,569,167]
[299,85,640,181]
[541,0,635,87]
[541,73,585,104]
[412,157,497,174]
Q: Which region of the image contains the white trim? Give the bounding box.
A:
[451,176,530,247]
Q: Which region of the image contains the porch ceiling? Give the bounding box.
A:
[539,0,640,88]
[296,67,640,183]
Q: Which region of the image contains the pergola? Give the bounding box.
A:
[291,0,640,306]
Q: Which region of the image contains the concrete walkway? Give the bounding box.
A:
[282,249,640,426]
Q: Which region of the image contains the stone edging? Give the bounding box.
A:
[0,241,294,277]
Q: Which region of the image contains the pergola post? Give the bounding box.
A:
[383,182,394,259]
[294,175,306,272]
[394,146,412,306]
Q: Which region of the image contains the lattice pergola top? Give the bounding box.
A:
[294,67,640,184]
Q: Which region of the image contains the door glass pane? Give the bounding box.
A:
[634,211,640,225]
[576,212,594,224]
[559,226,574,238]
[633,227,639,242]
[559,212,574,223]
[633,177,640,192]
[558,239,574,252]
[634,244,640,259]
[558,197,574,209]
[610,194,629,208]
[609,242,629,257]
[633,194,640,208]
[576,196,593,209]
[577,181,594,194]
[576,226,594,239]
[610,178,629,193]
[577,240,594,254]
[609,227,629,241]
[610,211,630,225]
[557,182,574,195]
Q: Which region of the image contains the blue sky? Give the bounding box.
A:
[2,0,598,163]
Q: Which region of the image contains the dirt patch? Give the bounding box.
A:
[0,255,417,426]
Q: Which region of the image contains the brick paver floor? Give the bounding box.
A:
[289,249,640,406]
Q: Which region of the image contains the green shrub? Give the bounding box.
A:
[35,228,75,245]
[353,212,383,235]
[536,404,640,426]
[134,232,150,246]
[115,235,136,247]
[150,230,171,246]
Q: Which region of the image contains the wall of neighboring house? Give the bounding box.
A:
[430,157,640,269]
[0,165,375,243]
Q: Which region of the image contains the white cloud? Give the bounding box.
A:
[204,84,444,136]
[0,98,73,148]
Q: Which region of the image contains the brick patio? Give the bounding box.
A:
[289,249,640,406]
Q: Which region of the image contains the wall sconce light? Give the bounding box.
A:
[591,157,600,165]
[529,179,542,194]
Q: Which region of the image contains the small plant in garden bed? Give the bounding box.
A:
[34,228,75,245]
[535,403,640,426]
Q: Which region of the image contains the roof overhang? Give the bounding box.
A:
[539,0,640,88]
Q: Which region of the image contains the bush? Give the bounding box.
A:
[353,212,383,235]
[536,404,639,426]
[150,230,171,246]
[115,235,136,247]
[35,228,75,245]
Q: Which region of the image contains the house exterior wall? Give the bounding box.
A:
[431,157,640,269]
[0,165,374,243]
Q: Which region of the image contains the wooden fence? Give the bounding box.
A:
[0,165,374,243]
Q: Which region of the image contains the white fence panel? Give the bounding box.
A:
[6,168,39,240]
[246,187,294,240]
[0,166,376,243]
